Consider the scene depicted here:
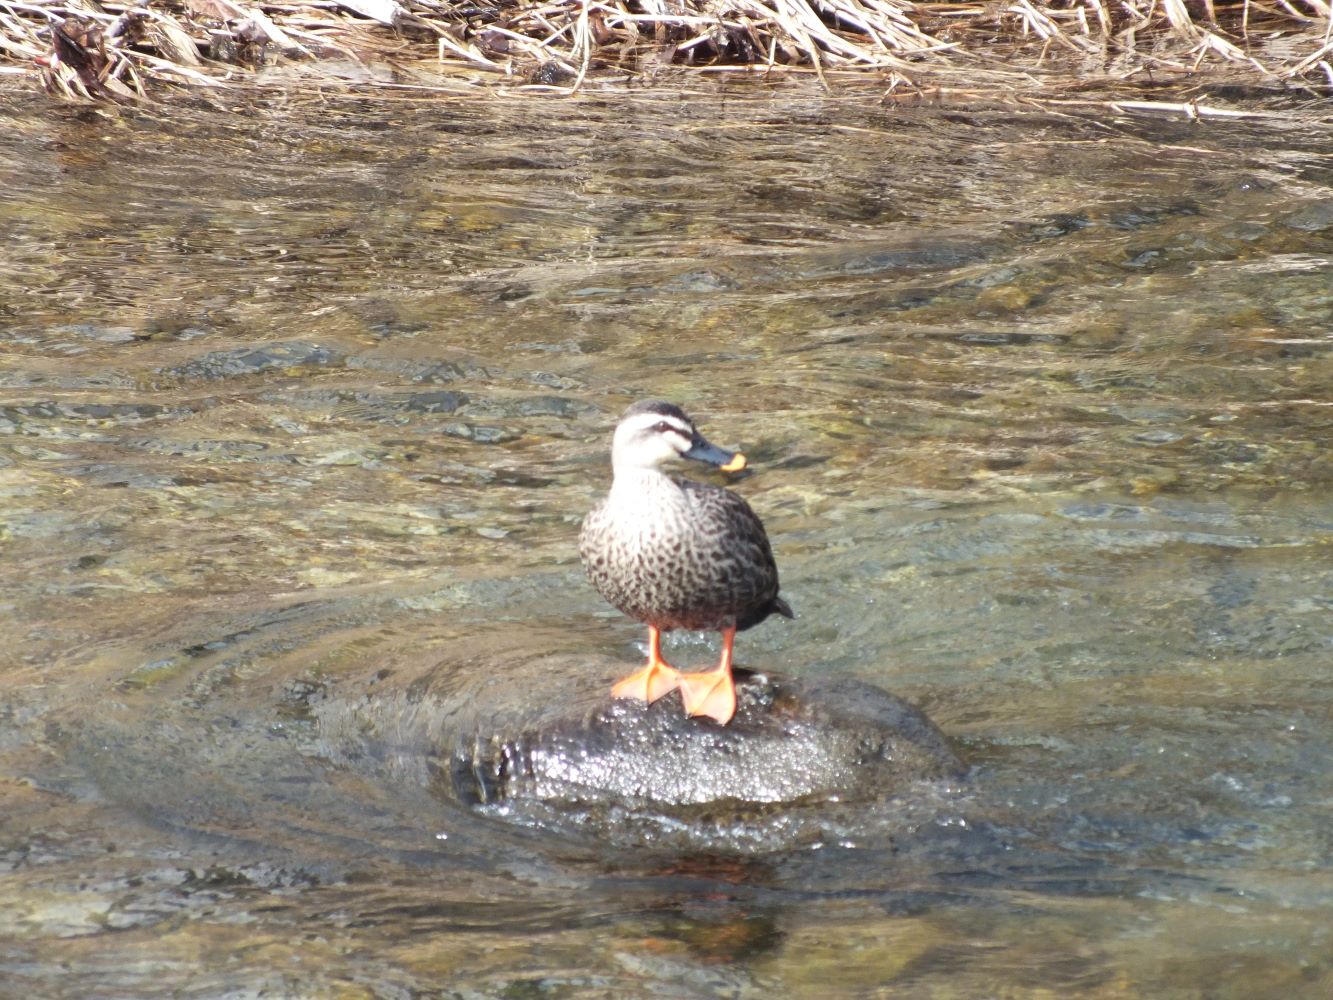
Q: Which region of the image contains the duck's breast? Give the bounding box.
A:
[580,478,778,631]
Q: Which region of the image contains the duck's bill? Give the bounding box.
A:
[684,438,748,472]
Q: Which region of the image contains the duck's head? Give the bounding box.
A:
[610,400,747,475]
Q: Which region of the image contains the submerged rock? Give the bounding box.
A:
[450,668,964,854]
[170,341,342,381]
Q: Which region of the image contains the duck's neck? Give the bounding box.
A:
[608,464,680,504]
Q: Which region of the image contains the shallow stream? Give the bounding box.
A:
[2,83,1331,998]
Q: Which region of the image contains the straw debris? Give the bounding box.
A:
[3,0,1331,98]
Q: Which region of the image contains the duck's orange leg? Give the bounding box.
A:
[611,625,681,704]
[677,626,738,725]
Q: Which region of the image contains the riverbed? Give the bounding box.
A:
[2,83,1330,998]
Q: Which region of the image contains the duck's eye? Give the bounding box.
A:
[654,421,672,433]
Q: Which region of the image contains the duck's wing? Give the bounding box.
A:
[677,479,782,603]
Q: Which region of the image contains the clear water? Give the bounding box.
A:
[1,84,1330,998]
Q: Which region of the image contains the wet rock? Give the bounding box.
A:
[1282,198,1333,232]
[1107,200,1200,230]
[528,371,583,391]
[69,463,189,489]
[345,356,473,383]
[466,395,592,419]
[171,341,341,381]
[257,388,468,424]
[451,669,963,854]
[2,401,170,430]
[401,390,466,414]
[52,323,139,344]
[1015,212,1092,242]
[1122,247,1165,269]
[511,396,586,418]
[662,270,741,293]
[349,298,431,340]
[807,239,997,278]
[441,422,519,444]
[1131,429,1186,446]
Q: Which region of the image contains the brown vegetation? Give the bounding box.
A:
[2,0,1330,100]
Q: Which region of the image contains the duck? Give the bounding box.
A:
[579,400,792,725]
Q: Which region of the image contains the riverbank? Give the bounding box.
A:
[3,0,1331,102]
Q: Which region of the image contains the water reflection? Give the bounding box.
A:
[1,84,1330,997]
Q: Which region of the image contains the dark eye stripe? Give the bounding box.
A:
[641,416,691,435]
[644,423,690,441]
[625,411,694,445]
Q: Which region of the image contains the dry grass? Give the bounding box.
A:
[3,0,1331,100]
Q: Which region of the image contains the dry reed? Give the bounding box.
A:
[3,0,1330,100]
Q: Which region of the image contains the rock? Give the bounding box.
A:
[450,667,964,854]
[170,341,341,381]
[1282,198,1333,232]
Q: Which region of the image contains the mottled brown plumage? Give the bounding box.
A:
[580,401,791,723]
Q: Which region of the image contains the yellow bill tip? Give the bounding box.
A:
[720,452,747,473]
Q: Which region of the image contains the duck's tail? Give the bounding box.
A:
[737,593,794,631]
